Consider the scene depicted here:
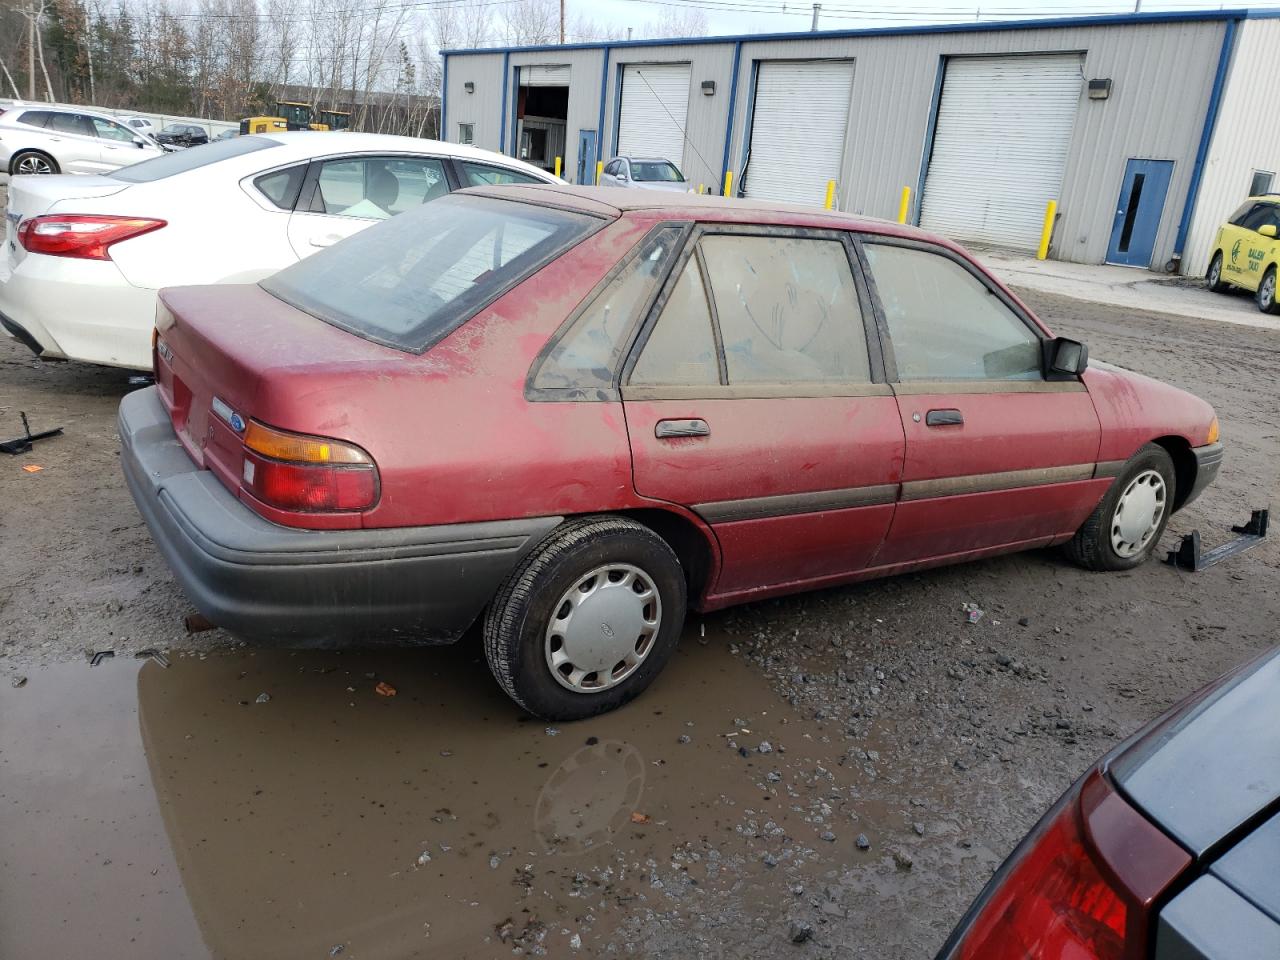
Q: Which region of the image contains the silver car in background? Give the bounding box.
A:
[0,105,164,175]
[599,156,692,192]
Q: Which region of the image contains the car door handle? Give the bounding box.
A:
[655,418,710,439]
[925,409,964,427]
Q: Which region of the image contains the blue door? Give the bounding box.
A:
[576,130,597,185]
[1106,159,1174,267]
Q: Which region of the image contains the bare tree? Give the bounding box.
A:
[501,0,557,46]
[642,7,709,39]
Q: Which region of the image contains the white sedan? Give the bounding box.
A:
[0,132,558,369]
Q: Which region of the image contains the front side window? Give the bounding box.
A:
[1239,203,1280,233]
[864,243,1041,381]
[261,194,597,353]
[631,161,683,183]
[458,160,544,187]
[91,117,135,142]
[534,226,683,393]
[458,122,474,145]
[311,156,449,219]
[700,235,870,385]
[1230,202,1260,226]
[630,257,719,387]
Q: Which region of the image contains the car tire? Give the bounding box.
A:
[483,516,687,720]
[1257,266,1280,315]
[1066,444,1176,572]
[1205,252,1230,293]
[11,150,58,176]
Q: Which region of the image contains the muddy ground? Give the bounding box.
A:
[1,285,1278,960]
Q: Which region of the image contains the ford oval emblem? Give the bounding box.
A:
[229,413,245,433]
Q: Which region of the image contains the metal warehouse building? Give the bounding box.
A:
[441,8,1280,276]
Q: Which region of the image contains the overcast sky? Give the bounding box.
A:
[574,0,1271,42]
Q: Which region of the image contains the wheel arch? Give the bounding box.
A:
[608,507,720,608]
[9,148,58,174]
[1152,434,1196,512]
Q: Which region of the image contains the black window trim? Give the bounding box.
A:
[620,222,890,400]
[524,220,694,402]
[453,156,552,189]
[852,233,1051,387]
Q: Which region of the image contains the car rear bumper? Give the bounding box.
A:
[1183,441,1223,509]
[120,386,561,643]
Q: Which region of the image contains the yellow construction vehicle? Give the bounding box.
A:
[318,109,351,131]
[239,101,331,135]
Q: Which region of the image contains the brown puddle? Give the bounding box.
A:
[0,625,918,959]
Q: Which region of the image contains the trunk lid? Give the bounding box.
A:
[5,174,131,271]
[155,283,415,504]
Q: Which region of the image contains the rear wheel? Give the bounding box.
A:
[1257,266,1279,315]
[11,151,58,175]
[483,516,687,720]
[1066,444,1175,571]
[1205,252,1229,293]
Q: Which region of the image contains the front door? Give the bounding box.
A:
[1223,201,1280,290]
[1106,159,1174,267]
[858,239,1105,567]
[577,130,597,185]
[622,228,905,602]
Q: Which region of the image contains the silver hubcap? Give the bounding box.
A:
[16,155,52,175]
[1111,469,1167,558]
[1262,274,1275,309]
[545,563,661,694]
[1208,259,1220,287]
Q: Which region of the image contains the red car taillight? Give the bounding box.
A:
[17,215,166,260]
[942,770,1191,960]
[240,420,378,513]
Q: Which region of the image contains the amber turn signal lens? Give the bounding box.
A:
[243,420,371,465]
[1206,417,1220,445]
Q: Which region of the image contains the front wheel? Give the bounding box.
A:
[11,151,58,175]
[1066,444,1176,571]
[1206,252,1230,293]
[1257,266,1279,315]
[483,516,687,720]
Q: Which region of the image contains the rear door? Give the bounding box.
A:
[856,238,1104,565]
[44,112,103,173]
[1237,202,1280,290]
[622,226,904,600]
[287,154,451,257]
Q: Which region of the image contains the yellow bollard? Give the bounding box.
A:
[595,160,603,186]
[723,170,733,197]
[898,186,911,224]
[1037,200,1058,261]
[554,156,562,178]
[824,180,836,210]
[697,183,705,195]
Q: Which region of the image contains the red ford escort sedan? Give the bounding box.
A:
[120,186,1222,719]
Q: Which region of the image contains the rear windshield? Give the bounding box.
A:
[260,194,600,353]
[632,161,683,183]
[111,136,277,182]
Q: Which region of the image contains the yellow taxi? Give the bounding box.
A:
[1206,195,1280,314]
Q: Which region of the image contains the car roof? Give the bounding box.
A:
[460,183,943,242]
[4,103,128,123]
[616,157,678,164]
[254,131,557,180]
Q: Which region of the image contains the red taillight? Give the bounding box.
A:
[17,215,166,260]
[945,771,1191,960]
[240,420,377,513]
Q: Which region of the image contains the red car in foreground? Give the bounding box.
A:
[120,186,1222,719]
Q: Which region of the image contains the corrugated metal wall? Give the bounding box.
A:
[444,17,1231,267]
[444,53,506,152]
[510,48,606,182]
[1183,17,1280,277]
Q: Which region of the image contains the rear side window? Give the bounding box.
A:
[261,194,599,353]
[48,112,93,136]
[458,161,544,187]
[630,258,719,387]
[112,136,278,183]
[17,110,52,128]
[254,165,308,210]
[864,243,1041,381]
[533,225,683,393]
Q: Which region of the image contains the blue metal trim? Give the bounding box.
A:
[735,58,759,197]
[440,54,448,140]
[1174,17,1240,258]
[596,46,611,167]
[499,51,510,154]
[442,8,1270,57]
[610,62,624,157]
[721,41,743,186]
[914,56,946,227]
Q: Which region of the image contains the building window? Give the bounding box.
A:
[458,122,474,145]
[1250,170,1275,198]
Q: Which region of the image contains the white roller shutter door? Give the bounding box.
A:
[616,63,691,167]
[743,60,855,206]
[921,54,1083,251]
[521,64,570,87]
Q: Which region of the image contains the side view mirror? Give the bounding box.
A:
[1260,224,1278,239]
[1045,337,1089,378]
[133,137,147,148]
